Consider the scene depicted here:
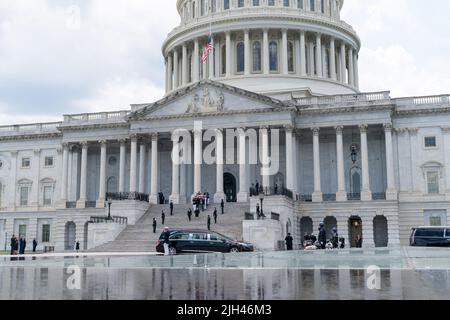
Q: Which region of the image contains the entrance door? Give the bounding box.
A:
[224,173,237,203]
[349,217,363,248]
[374,216,389,247]
[65,222,76,250]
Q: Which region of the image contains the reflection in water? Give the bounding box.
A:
[1,267,450,300]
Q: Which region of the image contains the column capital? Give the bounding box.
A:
[130,134,139,142]
[150,132,159,141]
[311,127,320,136]
[260,125,270,131]
[383,123,393,132]
[335,126,344,135]
[80,141,89,149]
[395,128,408,135]
[244,28,250,34]
[237,127,247,135]
[193,128,203,136]
[10,151,18,158]
[359,124,368,133]
[119,138,127,145]
[284,125,294,133]
[33,149,41,156]
[62,142,70,149]
[262,28,269,33]
[408,128,419,135]
[214,128,223,135]
[442,126,450,134]
[99,140,107,146]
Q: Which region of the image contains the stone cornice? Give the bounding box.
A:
[0,133,62,142]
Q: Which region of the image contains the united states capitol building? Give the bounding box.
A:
[0,0,449,252]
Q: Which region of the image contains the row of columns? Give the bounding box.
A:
[165,30,359,92]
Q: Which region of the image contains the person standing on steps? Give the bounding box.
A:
[195,207,200,218]
[153,218,157,233]
[207,215,211,231]
[32,239,38,253]
[75,241,80,253]
[187,208,192,222]
[162,227,171,256]
[213,208,218,224]
[220,199,225,215]
[170,200,174,216]
[285,233,294,251]
[161,210,166,225]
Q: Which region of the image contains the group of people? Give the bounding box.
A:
[10,235,38,255]
[192,192,211,211]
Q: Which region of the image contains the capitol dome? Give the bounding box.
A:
[162,0,360,100]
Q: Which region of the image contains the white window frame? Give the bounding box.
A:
[424,210,447,226]
[424,136,438,150]
[21,157,31,169]
[44,156,54,168]
[421,162,444,195]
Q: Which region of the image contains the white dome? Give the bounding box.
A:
[163,0,359,99]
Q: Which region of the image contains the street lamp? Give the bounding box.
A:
[107,198,113,221]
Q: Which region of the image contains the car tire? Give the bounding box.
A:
[229,247,240,253]
[169,246,177,255]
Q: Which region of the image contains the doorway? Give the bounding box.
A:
[349,216,363,248]
[224,173,237,202]
[373,216,389,247]
[65,222,76,250]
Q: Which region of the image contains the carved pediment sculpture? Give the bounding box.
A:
[186,87,225,114]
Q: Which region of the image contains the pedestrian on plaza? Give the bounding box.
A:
[170,200,174,216]
[220,199,225,215]
[19,237,26,255]
[195,207,200,218]
[213,208,218,224]
[161,210,166,225]
[33,239,38,253]
[10,235,15,255]
[285,233,294,251]
[187,208,192,222]
[162,227,171,256]
[153,218,157,233]
[207,215,211,231]
[75,241,80,252]
[331,227,339,249]
[318,223,327,250]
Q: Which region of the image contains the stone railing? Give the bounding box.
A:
[63,111,129,124]
[90,216,128,224]
[294,91,391,107]
[0,122,61,135]
[106,192,149,203]
[394,95,450,107]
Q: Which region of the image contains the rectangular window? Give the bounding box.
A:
[224,0,230,10]
[253,0,260,6]
[20,187,29,206]
[429,217,442,226]
[424,136,437,148]
[43,186,53,206]
[42,224,51,243]
[427,172,440,194]
[44,156,54,167]
[268,0,275,6]
[298,0,304,9]
[19,225,27,238]
[21,158,31,168]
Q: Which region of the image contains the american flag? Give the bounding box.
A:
[201,35,213,64]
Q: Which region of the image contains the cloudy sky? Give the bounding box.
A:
[0,0,449,125]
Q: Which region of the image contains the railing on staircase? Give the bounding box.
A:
[90,216,128,224]
[106,192,149,202]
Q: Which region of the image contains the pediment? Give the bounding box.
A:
[129,80,288,120]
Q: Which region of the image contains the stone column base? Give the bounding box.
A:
[96,200,106,209]
[76,200,86,209]
[312,192,323,203]
[149,194,158,205]
[386,189,398,201]
[56,200,67,209]
[361,190,372,202]
[214,192,226,203]
[336,191,347,202]
[169,194,181,205]
[237,192,249,203]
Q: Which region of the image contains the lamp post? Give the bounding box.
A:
[107,198,113,221]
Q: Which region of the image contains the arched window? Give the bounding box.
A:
[221,44,226,75]
[269,41,278,72]
[287,41,294,72]
[236,42,245,73]
[310,0,315,11]
[252,41,262,72]
[224,0,230,10]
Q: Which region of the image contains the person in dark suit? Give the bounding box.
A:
[19,237,26,255]
[213,208,218,224]
[187,209,192,222]
[10,235,16,255]
[207,216,211,231]
[161,211,166,225]
[33,239,38,253]
[170,201,174,216]
[152,218,157,233]
[220,199,225,215]
[285,233,294,251]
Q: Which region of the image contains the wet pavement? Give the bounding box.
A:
[0,247,449,300]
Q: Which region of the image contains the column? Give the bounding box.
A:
[173,48,179,89]
[180,162,187,204]
[292,130,298,193]
[300,31,307,76]
[260,126,270,191]
[76,142,88,209]
[33,149,41,208]
[335,126,347,201]
[308,41,315,76]
[360,125,372,201]
[182,43,188,86]
[353,51,359,89]
[214,129,225,203]
[244,30,251,76]
[384,124,398,200]
[129,135,138,193]
[285,126,294,191]
[167,53,173,91]
[312,128,323,202]
[149,133,159,204]
[340,42,347,84]
[72,147,79,202]
[96,140,107,208]
[282,29,288,75]
[119,139,126,193]
[9,151,17,210]
[60,144,69,205]
[225,31,231,77]
[348,47,354,86]
[139,142,146,193]
[237,128,248,202]
[209,35,215,79]
[193,39,200,82]
[263,29,269,75]
[67,145,73,201]
[315,33,322,77]
[193,129,202,196]
[329,38,336,80]
[170,132,181,204]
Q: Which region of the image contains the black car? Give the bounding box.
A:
[156,229,254,255]
[410,226,450,247]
